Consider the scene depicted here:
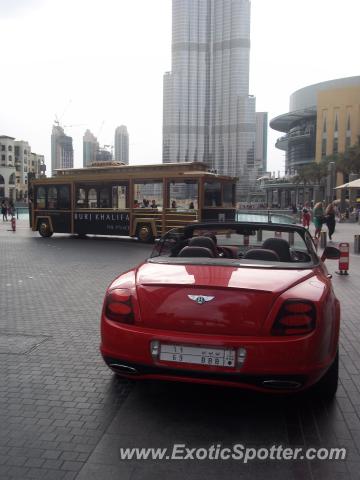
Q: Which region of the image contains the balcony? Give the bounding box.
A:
[276,128,314,152]
[275,136,288,151]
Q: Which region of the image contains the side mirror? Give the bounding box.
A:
[321,246,341,262]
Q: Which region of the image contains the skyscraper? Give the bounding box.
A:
[114,126,129,164]
[83,129,99,167]
[162,0,257,200]
[51,125,73,174]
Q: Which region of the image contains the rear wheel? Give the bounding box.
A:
[314,350,338,400]
[38,221,53,238]
[137,224,154,243]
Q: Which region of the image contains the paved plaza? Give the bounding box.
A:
[0,218,360,479]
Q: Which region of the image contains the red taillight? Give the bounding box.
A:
[105,289,134,323]
[271,300,316,336]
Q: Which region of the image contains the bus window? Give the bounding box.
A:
[112,185,127,209]
[204,182,221,207]
[99,188,110,208]
[223,183,234,207]
[58,185,70,209]
[169,180,198,210]
[36,186,46,209]
[76,187,87,208]
[134,181,163,210]
[88,188,98,208]
[48,186,58,209]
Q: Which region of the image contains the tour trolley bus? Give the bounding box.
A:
[29,162,237,242]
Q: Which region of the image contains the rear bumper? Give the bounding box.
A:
[102,355,307,392]
[100,319,338,393]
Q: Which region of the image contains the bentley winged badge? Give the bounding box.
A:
[188,295,215,305]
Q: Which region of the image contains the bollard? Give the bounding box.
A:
[320,231,327,248]
[11,216,16,232]
[354,234,360,254]
[288,231,294,246]
[313,236,319,251]
[336,242,349,275]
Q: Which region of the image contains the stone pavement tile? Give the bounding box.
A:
[3,466,30,480]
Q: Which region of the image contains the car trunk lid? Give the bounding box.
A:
[135,262,314,336]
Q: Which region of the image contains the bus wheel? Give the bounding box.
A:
[137,224,154,243]
[38,221,53,238]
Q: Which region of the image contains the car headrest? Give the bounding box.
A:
[178,246,215,258]
[243,248,280,261]
[189,236,217,256]
[262,238,291,262]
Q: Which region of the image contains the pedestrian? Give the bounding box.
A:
[313,201,324,239]
[171,200,177,209]
[302,202,311,229]
[189,201,194,209]
[151,199,157,208]
[291,204,298,214]
[1,200,8,221]
[8,201,15,218]
[325,202,336,241]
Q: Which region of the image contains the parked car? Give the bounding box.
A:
[100,222,341,399]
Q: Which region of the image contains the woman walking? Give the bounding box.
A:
[325,202,336,240]
[313,201,324,239]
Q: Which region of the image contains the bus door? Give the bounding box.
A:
[201,180,236,222]
[74,182,130,236]
[131,179,163,241]
[34,184,72,234]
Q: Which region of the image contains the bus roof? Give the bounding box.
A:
[35,162,237,183]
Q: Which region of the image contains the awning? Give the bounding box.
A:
[335,178,360,189]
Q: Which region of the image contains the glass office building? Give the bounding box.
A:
[163,0,257,200]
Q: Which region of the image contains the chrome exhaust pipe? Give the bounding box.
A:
[262,380,302,389]
[109,363,139,375]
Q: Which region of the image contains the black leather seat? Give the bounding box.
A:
[243,248,280,261]
[262,238,291,262]
[189,236,218,257]
[178,246,215,258]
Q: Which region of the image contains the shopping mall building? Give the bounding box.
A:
[262,76,360,208]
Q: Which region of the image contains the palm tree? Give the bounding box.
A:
[328,138,360,176]
[295,161,328,185]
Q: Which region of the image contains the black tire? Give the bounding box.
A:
[38,221,53,238]
[314,350,338,400]
[136,224,154,243]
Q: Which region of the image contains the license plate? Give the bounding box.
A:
[159,343,235,368]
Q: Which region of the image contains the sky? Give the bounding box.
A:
[0,0,359,176]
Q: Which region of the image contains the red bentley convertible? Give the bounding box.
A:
[100,222,341,398]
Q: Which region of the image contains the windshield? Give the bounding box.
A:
[150,223,318,268]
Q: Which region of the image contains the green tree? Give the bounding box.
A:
[294,160,328,185]
[324,137,360,175]
[337,141,360,175]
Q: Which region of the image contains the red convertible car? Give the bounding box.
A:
[100,222,341,398]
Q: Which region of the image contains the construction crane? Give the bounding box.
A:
[54,100,72,127]
[97,120,105,138]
